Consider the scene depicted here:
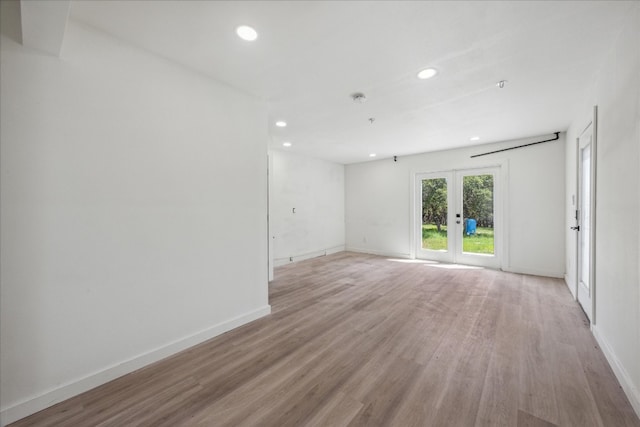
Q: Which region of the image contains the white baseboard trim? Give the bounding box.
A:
[0,305,272,427]
[564,274,577,300]
[325,245,345,256]
[592,325,640,419]
[344,247,412,259]
[274,245,345,267]
[501,265,564,279]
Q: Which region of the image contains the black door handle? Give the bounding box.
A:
[570,226,580,231]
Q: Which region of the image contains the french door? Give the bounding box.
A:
[416,167,500,268]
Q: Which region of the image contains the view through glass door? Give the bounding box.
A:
[417,172,454,262]
[416,167,500,268]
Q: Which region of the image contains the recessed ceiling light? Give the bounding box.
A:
[275,121,287,127]
[417,68,438,80]
[470,136,480,141]
[236,25,258,41]
[282,142,292,147]
[369,153,377,158]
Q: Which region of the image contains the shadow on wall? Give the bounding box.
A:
[0,0,22,44]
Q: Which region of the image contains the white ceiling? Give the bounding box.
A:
[69,1,634,164]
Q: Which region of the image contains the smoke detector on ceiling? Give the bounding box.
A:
[351,92,367,103]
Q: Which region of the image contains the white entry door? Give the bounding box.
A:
[416,167,500,268]
[576,121,596,322]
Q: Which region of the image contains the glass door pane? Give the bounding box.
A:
[579,144,591,291]
[421,178,448,251]
[461,174,494,255]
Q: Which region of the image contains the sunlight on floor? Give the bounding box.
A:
[386,258,484,270]
[386,258,438,264]
[424,263,484,270]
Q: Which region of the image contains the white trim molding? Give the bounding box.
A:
[273,246,345,267]
[500,266,564,279]
[344,247,412,259]
[592,325,640,419]
[0,305,272,426]
[564,274,578,300]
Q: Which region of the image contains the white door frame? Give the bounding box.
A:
[268,153,274,281]
[454,167,501,269]
[414,166,502,269]
[575,106,598,324]
[415,171,455,263]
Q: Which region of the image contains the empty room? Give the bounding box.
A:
[1,1,639,426]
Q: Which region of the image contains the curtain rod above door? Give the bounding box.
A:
[470,132,560,158]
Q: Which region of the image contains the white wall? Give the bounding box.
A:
[0,20,270,424]
[565,4,640,416]
[270,150,345,267]
[346,133,566,277]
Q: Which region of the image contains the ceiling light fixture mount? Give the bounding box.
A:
[351,92,367,103]
[496,80,508,89]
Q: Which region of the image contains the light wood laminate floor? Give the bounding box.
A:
[11,252,640,426]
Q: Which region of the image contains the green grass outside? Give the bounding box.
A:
[422,224,494,254]
[421,224,448,250]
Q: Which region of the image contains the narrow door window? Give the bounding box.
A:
[421,178,448,251]
[579,144,591,290]
[461,174,495,255]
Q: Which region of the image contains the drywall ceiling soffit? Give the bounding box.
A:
[20,0,70,56]
[68,1,636,164]
[0,0,22,43]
